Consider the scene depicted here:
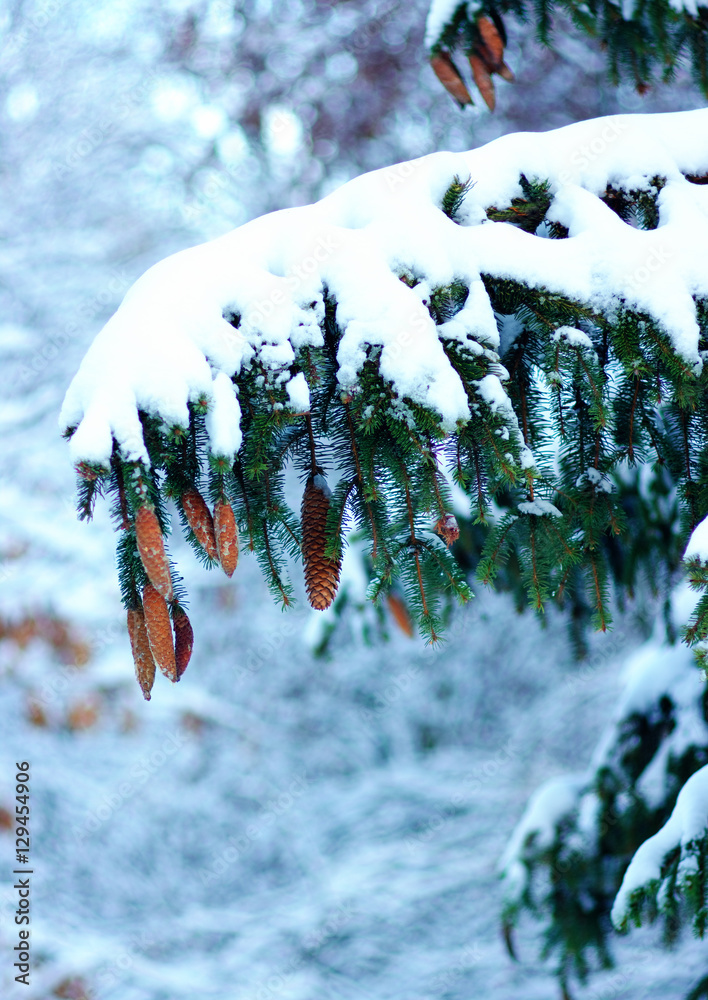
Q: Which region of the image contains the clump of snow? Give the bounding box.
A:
[424,0,466,48]
[576,467,614,493]
[499,773,587,901]
[518,499,562,517]
[62,110,708,469]
[204,371,242,458]
[685,515,708,562]
[611,764,708,928]
[551,326,594,351]
[285,371,311,411]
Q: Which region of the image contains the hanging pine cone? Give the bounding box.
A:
[468,53,496,111]
[182,488,218,561]
[142,583,177,683]
[214,499,239,577]
[472,16,514,91]
[387,593,415,637]
[135,505,174,602]
[127,605,156,700]
[476,15,505,70]
[173,606,194,680]
[430,51,473,107]
[301,473,341,610]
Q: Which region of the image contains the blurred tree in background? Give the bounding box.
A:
[1,3,707,1000]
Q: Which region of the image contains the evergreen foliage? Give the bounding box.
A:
[500,643,708,997]
[65,113,708,997]
[428,0,708,104]
[68,168,708,658]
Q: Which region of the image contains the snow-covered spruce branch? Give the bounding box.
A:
[499,627,708,990]
[62,110,708,694]
[685,518,708,672]
[612,763,708,937]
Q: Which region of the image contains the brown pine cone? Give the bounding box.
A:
[469,53,496,111]
[127,605,156,700]
[173,607,194,680]
[431,51,473,107]
[387,593,414,637]
[476,15,505,70]
[214,499,239,577]
[135,505,174,602]
[301,474,341,611]
[182,488,218,561]
[142,583,177,683]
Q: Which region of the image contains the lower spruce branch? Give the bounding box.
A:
[343,399,380,557]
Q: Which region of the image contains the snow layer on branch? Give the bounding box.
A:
[62,109,708,467]
[425,0,466,48]
[500,592,708,908]
[590,635,706,809]
[498,773,586,901]
[612,764,708,928]
[685,515,708,562]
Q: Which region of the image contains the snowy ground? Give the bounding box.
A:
[1,534,706,999]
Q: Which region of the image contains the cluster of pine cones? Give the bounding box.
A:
[431,15,513,111]
[127,474,342,699]
[127,493,238,699]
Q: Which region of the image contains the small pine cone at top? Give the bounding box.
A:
[127,605,156,700]
[301,473,342,611]
[142,583,177,683]
[135,505,174,602]
[173,607,194,680]
[435,513,460,547]
[214,499,239,577]
[182,488,218,561]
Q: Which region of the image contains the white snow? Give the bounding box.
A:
[685,515,708,562]
[498,772,587,900]
[589,638,705,813]
[62,110,708,469]
[285,371,311,411]
[518,499,562,517]
[612,764,708,928]
[204,371,242,458]
[551,325,594,351]
[424,0,465,48]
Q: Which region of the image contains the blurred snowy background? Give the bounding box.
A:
[0,0,706,997]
